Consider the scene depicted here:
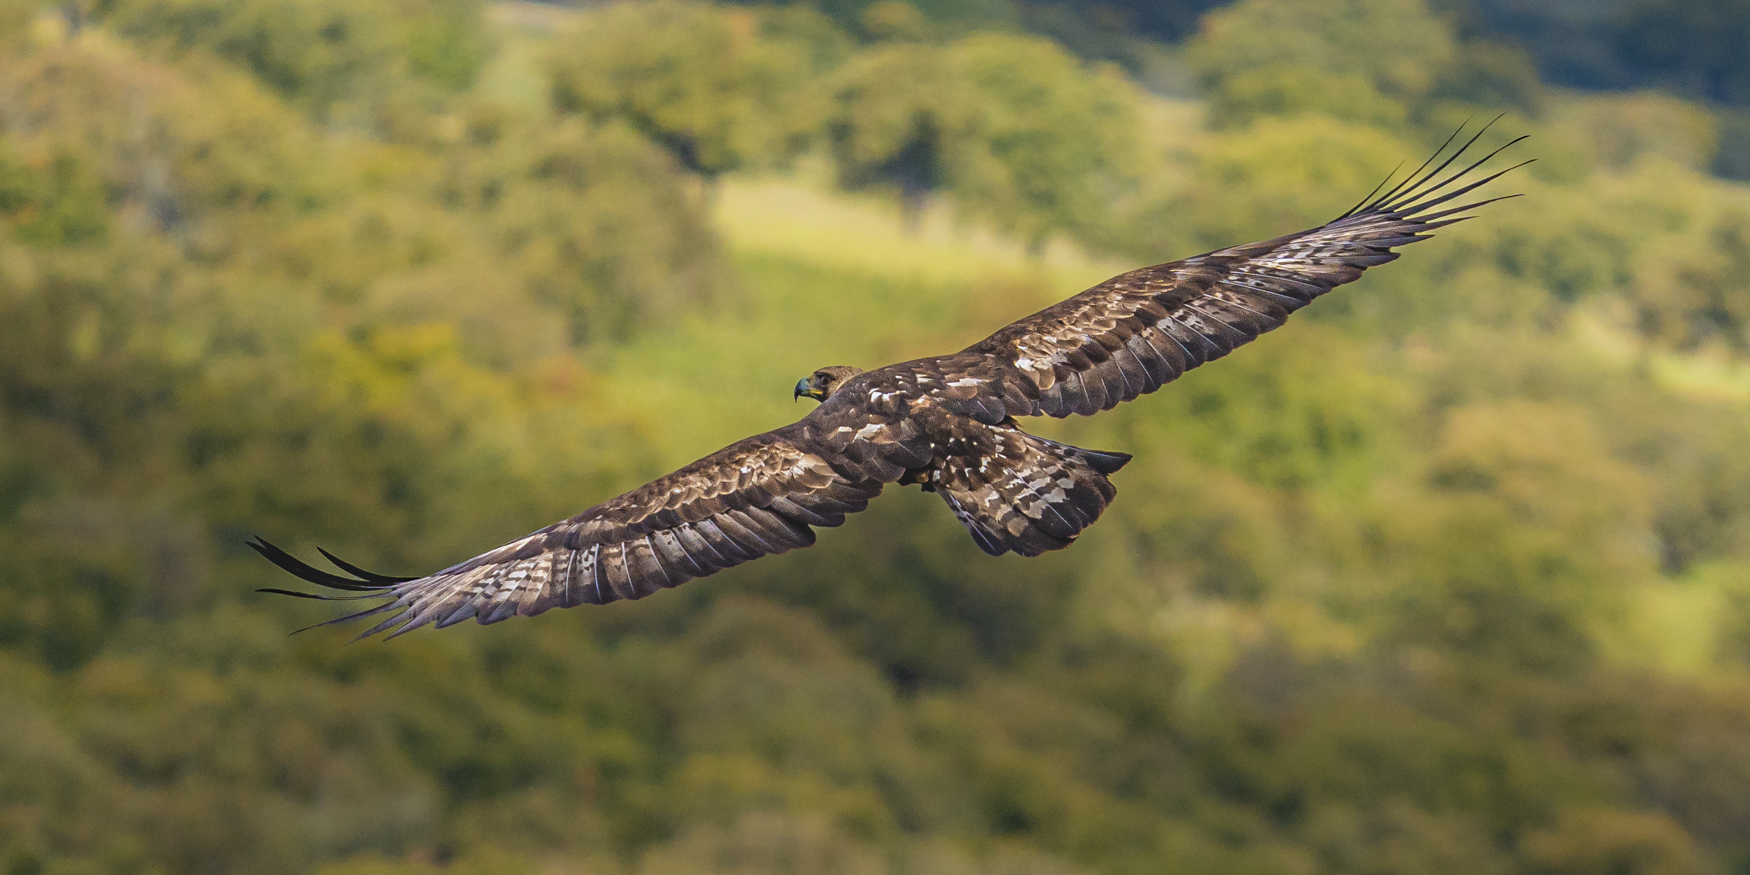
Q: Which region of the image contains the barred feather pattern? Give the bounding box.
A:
[251,433,882,639]
[925,424,1131,557]
[944,126,1529,419]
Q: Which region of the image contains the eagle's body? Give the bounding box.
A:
[256,126,1526,639]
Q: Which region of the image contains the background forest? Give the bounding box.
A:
[5,0,1750,873]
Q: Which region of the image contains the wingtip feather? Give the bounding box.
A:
[1340,120,1528,227]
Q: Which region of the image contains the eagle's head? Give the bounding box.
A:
[794,366,864,403]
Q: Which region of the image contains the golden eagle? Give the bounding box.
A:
[255,126,1526,639]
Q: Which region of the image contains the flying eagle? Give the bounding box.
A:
[255,125,1526,639]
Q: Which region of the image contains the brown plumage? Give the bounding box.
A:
[256,123,1527,639]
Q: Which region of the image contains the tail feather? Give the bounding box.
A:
[1076,446,1132,475]
[933,429,1129,557]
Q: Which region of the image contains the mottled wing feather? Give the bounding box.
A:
[805,380,942,479]
[939,129,1526,420]
[253,428,881,639]
[930,426,1130,558]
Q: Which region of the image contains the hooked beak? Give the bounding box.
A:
[794,377,823,403]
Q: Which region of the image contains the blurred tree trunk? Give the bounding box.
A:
[899,183,926,234]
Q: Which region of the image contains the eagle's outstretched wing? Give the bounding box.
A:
[259,123,1526,637]
[253,428,881,639]
[928,124,1528,422]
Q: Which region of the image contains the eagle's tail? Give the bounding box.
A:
[933,429,1130,557]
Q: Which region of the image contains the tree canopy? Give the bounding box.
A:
[829,33,1137,244]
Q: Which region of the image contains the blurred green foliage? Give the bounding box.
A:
[1190,0,1543,130]
[829,32,1137,245]
[548,2,838,179]
[4,0,1750,874]
[1451,0,1750,118]
[91,0,494,117]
